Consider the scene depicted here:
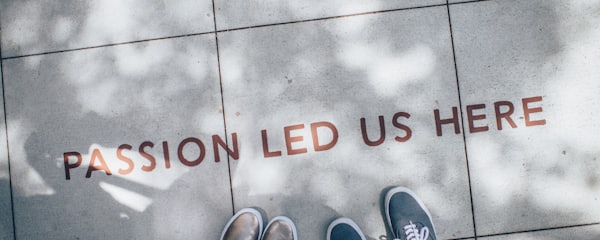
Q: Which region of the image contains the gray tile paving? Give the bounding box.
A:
[479,224,600,240]
[450,0,600,236]
[219,6,473,240]
[0,0,215,57]
[0,65,14,240]
[214,0,445,30]
[0,1,599,239]
[2,35,232,240]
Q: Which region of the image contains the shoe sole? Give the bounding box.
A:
[220,208,264,240]
[384,186,436,236]
[326,217,366,240]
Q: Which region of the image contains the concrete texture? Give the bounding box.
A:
[450,0,600,235]
[2,35,232,239]
[1,0,599,239]
[479,224,600,240]
[0,64,15,240]
[0,0,215,57]
[219,5,472,240]
[214,0,445,30]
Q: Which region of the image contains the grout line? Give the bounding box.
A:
[445,1,478,239]
[0,1,494,61]
[1,31,214,60]
[446,237,477,240]
[0,28,18,240]
[448,0,493,5]
[214,3,447,33]
[211,0,236,216]
[476,222,600,238]
[0,1,493,61]
[217,0,494,34]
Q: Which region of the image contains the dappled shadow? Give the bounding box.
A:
[219,0,600,239]
[218,4,472,240]
[0,44,15,240]
[450,0,600,237]
[2,18,232,239]
[1,0,599,239]
[213,0,446,31]
[0,0,215,57]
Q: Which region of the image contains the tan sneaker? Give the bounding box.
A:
[261,216,297,240]
[220,208,264,240]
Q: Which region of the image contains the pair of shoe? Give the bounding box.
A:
[327,187,436,240]
[220,208,298,240]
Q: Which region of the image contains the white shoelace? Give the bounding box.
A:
[393,221,429,240]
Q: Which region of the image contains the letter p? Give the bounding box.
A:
[64,152,82,180]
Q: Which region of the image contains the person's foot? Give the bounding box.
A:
[220,208,264,240]
[326,217,366,240]
[262,216,297,240]
[385,187,436,240]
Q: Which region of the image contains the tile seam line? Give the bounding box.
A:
[0,31,214,60]
[217,0,492,33]
[446,237,476,240]
[211,0,235,215]
[0,1,493,60]
[0,28,18,240]
[214,3,447,32]
[445,1,478,239]
[216,0,493,33]
[475,222,600,238]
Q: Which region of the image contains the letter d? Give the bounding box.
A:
[311,121,339,152]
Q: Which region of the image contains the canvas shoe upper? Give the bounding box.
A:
[385,187,437,240]
[327,217,366,240]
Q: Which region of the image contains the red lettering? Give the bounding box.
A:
[311,121,338,151]
[162,141,171,169]
[392,112,412,142]
[434,107,461,136]
[212,133,239,162]
[522,96,546,127]
[139,141,156,172]
[261,129,282,158]
[361,116,386,146]
[63,152,82,180]
[86,148,112,178]
[494,101,517,130]
[117,144,134,175]
[285,124,307,155]
[467,104,489,133]
[178,137,205,166]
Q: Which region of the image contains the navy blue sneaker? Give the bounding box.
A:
[327,217,366,240]
[385,187,436,240]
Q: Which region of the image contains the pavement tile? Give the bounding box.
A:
[1,0,215,57]
[2,35,231,239]
[219,6,473,240]
[0,66,15,240]
[479,224,600,240]
[450,0,600,235]
[214,0,445,30]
